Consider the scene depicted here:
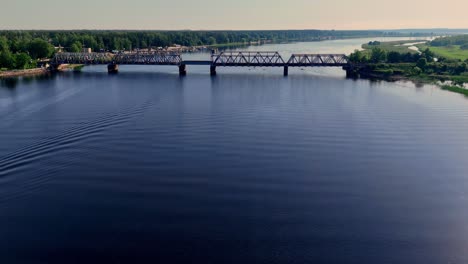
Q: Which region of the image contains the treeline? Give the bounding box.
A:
[0,30,408,70]
[0,30,405,51]
[0,37,54,70]
[349,47,436,64]
[430,35,468,49]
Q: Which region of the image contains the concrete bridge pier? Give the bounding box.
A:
[49,64,61,73]
[346,70,356,78]
[179,64,187,76]
[283,66,289,76]
[343,65,360,78]
[344,67,358,78]
[108,64,119,74]
[210,65,217,76]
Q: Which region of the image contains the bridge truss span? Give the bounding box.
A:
[51,51,183,66]
[212,51,286,67]
[113,51,182,65]
[287,54,348,67]
[52,52,114,65]
[51,51,351,75]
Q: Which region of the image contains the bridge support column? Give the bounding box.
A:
[345,69,358,78]
[283,66,289,76]
[179,64,187,76]
[210,65,216,76]
[107,64,119,74]
[49,64,61,73]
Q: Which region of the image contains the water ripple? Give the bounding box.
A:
[0,99,157,205]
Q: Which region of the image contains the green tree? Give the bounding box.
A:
[412,66,422,75]
[370,47,387,63]
[454,63,467,75]
[421,48,435,61]
[14,53,33,69]
[402,52,418,63]
[70,42,82,52]
[387,51,401,63]
[416,58,427,70]
[28,39,54,59]
[207,37,217,45]
[0,50,15,69]
[0,36,9,52]
[121,39,132,50]
[348,50,367,63]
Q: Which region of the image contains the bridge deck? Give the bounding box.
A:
[183,60,212,66]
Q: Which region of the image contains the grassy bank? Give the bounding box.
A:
[361,40,424,55]
[441,85,468,96]
[417,44,468,61]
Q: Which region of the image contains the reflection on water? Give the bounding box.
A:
[1,40,468,264]
[0,78,19,89]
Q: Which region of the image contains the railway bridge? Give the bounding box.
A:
[51,51,351,76]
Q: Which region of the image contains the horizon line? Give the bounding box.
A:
[1,28,468,32]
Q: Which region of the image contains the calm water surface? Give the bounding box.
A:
[1,38,468,263]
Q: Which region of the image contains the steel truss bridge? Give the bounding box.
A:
[51,51,350,76]
[52,51,182,65]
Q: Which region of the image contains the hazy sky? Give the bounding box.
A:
[1,0,467,30]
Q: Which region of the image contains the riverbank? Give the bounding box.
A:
[349,63,468,95]
[0,64,87,78]
[441,85,468,95]
[0,68,48,78]
[416,44,468,61]
[350,37,468,96]
[361,40,425,55]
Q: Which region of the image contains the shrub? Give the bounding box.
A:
[417,58,428,69]
[412,66,422,75]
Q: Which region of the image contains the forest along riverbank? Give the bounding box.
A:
[348,36,468,95]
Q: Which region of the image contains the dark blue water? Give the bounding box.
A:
[1,40,468,263]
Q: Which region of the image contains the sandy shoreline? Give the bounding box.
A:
[0,64,84,78]
[0,68,48,78]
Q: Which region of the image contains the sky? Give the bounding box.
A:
[1,0,467,30]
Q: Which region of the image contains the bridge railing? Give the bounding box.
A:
[212,51,286,66]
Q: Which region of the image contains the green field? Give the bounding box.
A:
[361,40,424,54]
[417,44,468,61]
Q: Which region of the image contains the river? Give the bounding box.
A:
[1,38,468,264]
